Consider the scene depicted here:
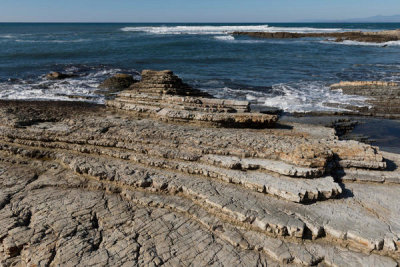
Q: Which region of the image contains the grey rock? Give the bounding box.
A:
[330,81,400,118]
[0,88,398,266]
[107,70,279,128]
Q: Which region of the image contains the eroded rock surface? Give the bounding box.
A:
[330,81,400,118]
[0,71,399,266]
[107,70,279,128]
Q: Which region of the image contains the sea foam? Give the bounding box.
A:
[121,25,343,35]
[204,81,369,113]
[214,35,235,41]
[321,40,400,47]
[0,67,140,103]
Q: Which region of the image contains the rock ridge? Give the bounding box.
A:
[232,29,400,43]
[107,70,279,128]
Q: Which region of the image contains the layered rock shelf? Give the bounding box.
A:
[107,70,278,127]
[232,29,400,43]
[0,71,399,266]
[330,81,400,118]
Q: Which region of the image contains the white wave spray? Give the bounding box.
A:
[121,25,344,35]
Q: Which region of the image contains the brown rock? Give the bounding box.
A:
[98,73,137,91]
[45,71,74,80]
[232,29,400,43]
[330,81,400,118]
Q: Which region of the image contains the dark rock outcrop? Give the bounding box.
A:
[232,29,400,43]
[98,73,137,91]
[45,71,74,80]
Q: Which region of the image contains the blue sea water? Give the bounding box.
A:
[1,22,400,112]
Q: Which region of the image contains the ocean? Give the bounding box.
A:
[1,22,400,112]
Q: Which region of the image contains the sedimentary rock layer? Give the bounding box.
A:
[0,98,399,266]
[0,70,399,266]
[232,29,400,43]
[107,70,279,127]
[330,81,400,118]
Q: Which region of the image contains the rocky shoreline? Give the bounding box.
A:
[0,70,399,266]
[232,29,400,43]
[328,81,400,118]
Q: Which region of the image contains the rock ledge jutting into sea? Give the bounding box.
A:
[0,70,399,266]
[232,29,400,43]
[107,70,279,128]
[329,80,400,118]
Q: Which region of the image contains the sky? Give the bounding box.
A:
[0,0,399,23]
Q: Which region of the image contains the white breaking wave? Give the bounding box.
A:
[121,25,343,35]
[213,35,235,41]
[341,40,400,47]
[204,81,370,113]
[0,68,137,103]
[15,39,89,43]
[261,83,370,112]
[213,35,275,44]
[0,34,15,39]
[321,40,400,47]
[265,26,343,33]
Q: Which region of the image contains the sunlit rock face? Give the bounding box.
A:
[330,81,400,118]
[0,71,399,266]
[107,70,279,128]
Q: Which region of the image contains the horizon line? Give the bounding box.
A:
[1,21,400,24]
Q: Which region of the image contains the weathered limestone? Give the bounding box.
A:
[331,81,400,92]
[330,81,400,118]
[107,70,279,127]
[340,151,400,184]
[0,71,399,266]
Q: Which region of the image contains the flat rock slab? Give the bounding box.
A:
[0,99,399,266]
[340,151,400,183]
[330,81,400,118]
[0,154,399,266]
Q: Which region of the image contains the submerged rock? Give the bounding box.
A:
[98,73,137,91]
[45,71,74,80]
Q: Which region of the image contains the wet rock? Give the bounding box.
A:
[45,71,74,80]
[98,73,137,91]
[330,81,400,118]
[330,81,400,96]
